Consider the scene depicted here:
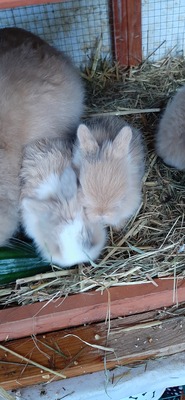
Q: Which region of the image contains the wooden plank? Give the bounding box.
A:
[112,0,128,65]
[127,0,142,65]
[0,312,185,390]
[112,0,142,66]
[0,279,185,341]
[0,0,68,9]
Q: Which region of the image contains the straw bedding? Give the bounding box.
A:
[1,56,185,306]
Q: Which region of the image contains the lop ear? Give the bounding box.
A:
[112,126,132,158]
[34,168,77,202]
[60,167,77,200]
[22,197,51,218]
[77,124,99,155]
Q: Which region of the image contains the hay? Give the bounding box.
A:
[1,56,185,307]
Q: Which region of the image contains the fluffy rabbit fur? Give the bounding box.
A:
[155,85,185,170]
[20,138,106,267]
[73,116,145,229]
[0,27,84,245]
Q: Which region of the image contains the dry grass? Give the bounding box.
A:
[1,56,185,307]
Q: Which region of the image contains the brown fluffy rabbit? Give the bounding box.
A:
[73,116,145,229]
[0,27,84,245]
[155,85,185,170]
[20,138,106,267]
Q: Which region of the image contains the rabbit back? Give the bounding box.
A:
[0,27,84,245]
[0,27,84,146]
[156,85,185,170]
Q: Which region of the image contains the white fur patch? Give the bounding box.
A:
[35,168,77,201]
[21,198,38,237]
[21,197,106,268]
[59,216,88,266]
[36,173,61,199]
[58,216,106,267]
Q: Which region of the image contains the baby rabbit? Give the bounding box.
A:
[0,27,84,245]
[73,116,145,229]
[20,138,106,267]
[155,85,185,170]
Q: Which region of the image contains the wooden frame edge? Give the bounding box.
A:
[1,310,185,390]
[0,279,184,341]
[0,0,67,8]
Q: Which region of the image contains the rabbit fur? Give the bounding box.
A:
[0,27,84,245]
[20,138,106,267]
[73,116,145,229]
[155,85,185,170]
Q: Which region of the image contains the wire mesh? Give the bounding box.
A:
[142,0,185,61]
[0,0,185,66]
[0,0,112,68]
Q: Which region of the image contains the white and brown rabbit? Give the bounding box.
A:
[73,116,145,229]
[155,85,185,170]
[0,27,84,245]
[20,138,106,267]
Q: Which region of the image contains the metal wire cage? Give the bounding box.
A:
[0,1,184,67]
[0,0,113,67]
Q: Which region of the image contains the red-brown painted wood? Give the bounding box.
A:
[112,0,142,66]
[0,279,184,341]
[0,0,142,66]
[127,0,142,65]
[112,0,128,65]
[0,0,67,8]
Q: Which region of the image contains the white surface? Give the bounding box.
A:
[8,352,185,400]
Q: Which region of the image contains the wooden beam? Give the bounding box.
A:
[0,311,185,390]
[112,0,142,66]
[112,0,128,65]
[0,0,68,8]
[0,279,185,341]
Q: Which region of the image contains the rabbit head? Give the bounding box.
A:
[73,122,143,228]
[21,166,106,267]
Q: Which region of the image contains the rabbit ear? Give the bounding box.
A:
[112,126,132,158]
[60,166,77,200]
[22,197,51,217]
[77,124,99,155]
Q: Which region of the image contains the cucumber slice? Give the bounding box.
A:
[0,241,51,285]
